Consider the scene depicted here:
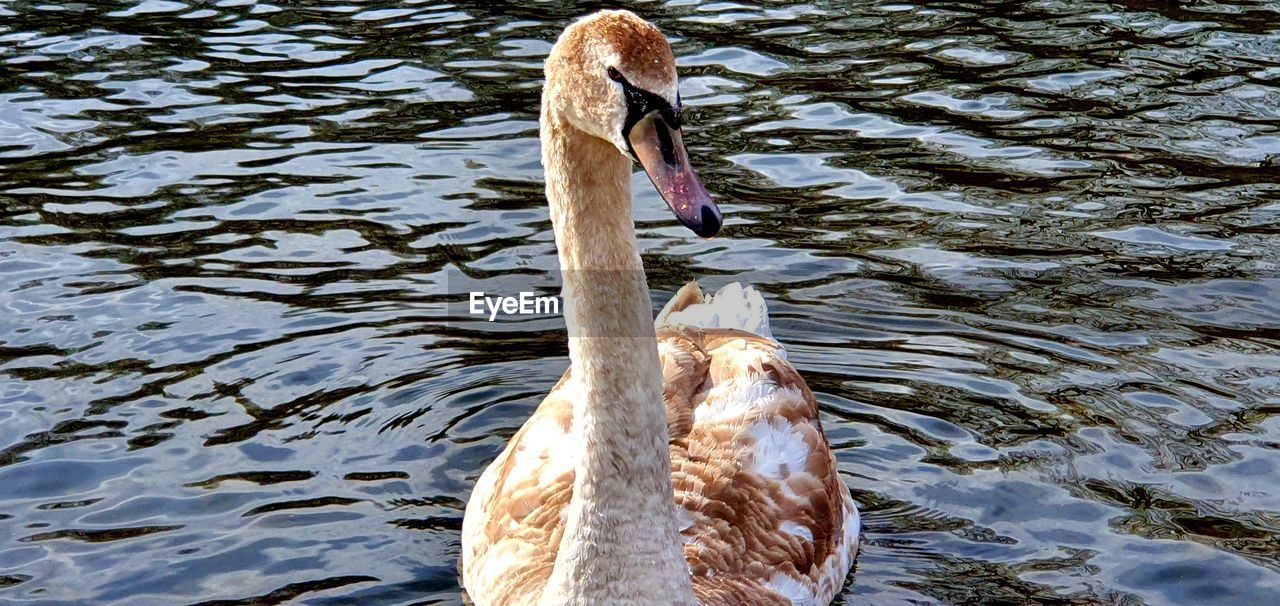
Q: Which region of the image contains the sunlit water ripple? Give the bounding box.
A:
[2,1,1279,604]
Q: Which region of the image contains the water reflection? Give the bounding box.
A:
[1,0,1279,604]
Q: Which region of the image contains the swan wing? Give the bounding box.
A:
[660,325,860,606]
[461,373,575,606]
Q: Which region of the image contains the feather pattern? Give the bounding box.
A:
[462,282,859,605]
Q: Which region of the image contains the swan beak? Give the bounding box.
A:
[628,112,722,238]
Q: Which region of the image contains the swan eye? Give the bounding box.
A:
[607,66,623,82]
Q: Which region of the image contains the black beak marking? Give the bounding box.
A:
[653,119,677,166]
[611,68,682,156]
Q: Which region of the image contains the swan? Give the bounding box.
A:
[461,10,859,606]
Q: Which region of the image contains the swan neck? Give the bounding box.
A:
[539,107,695,605]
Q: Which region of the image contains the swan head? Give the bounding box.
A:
[546,10,722,238]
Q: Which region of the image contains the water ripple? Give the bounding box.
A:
[1,0,1279,604]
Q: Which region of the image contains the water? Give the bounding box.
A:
[2,0,1279,604]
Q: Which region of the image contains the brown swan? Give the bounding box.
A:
[461,10,860,606]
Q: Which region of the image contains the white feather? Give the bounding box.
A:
[658,282,778,346]
[779,520,814,542]
[694,379,777,424]
[747,417,810,481]
[766,571,817,605]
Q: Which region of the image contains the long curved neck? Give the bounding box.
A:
[540,106,695,605]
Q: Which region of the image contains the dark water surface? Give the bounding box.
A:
[3,1,1280,604]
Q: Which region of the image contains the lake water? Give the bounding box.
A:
[2,1,1279,604]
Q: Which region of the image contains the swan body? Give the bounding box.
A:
[461,10,859,606]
